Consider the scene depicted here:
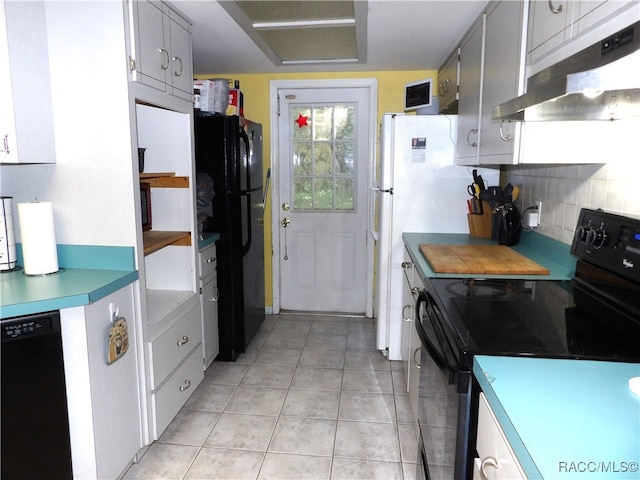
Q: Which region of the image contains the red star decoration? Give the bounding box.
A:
[295,113,309,128]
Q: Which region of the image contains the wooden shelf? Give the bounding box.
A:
[143,231,191,256]
[140,172,189,188]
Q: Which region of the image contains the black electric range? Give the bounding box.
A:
[427,269,640,367]
[415,208,640,480]
[425,208,640,367]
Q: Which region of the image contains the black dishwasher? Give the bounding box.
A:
[1,310,73,479]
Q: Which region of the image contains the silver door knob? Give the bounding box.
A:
[282,202,290,211]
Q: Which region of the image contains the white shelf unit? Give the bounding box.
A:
[135,103,198,328]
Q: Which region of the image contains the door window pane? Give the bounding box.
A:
[291,104,356,211]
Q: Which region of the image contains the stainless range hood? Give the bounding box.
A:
[494,21,640,122]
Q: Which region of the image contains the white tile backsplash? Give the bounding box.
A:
[506,158,640,245]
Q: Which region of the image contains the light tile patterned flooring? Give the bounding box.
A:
[124,314,418,479]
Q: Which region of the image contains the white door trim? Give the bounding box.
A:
[269,78,378,316]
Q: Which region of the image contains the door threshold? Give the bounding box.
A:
[278,310,367,318]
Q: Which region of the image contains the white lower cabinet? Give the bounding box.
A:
[60,283,143,480]
[199,243,219,368]
[149,302,202,389]
[401,247,422,429]
[152,344,203,437]
[148,301,203,438]
[474,393,526,480]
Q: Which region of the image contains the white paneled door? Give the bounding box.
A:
[274,83,375,314]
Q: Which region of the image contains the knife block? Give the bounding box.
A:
[467,202,493,238]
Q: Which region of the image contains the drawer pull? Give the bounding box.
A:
[206,257,216,264]
[177,336,189,346]
[413,347,421,368]
[179,379,191,392]
[401,261,413,269]
[402,304,412,321]
[480,456,499,479]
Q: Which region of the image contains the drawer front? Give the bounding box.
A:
[151,346,204,439]
[476,393,526,479]
[149,304,202,389]
[198,244,217,279]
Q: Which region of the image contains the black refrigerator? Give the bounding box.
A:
[195,114,265,362]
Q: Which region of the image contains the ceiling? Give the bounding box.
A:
[176,0,488,75]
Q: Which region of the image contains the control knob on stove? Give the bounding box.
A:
[574,220,594,244]
[590,223,607,249]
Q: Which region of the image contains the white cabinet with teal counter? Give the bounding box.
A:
[474,355,640,479]
[0,245,138,319]
[1,245,144,479]
[61,281,144,480]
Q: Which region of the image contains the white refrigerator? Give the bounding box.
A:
[373,113,498,360]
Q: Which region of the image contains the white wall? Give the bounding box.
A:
[0,1,137,247]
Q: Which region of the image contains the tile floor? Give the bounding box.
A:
[124,314,419,479]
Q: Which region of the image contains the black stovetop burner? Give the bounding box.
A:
[426,209,640,368]
[445,278,523,301]
[430,275,640,367]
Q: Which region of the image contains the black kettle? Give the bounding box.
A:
[498,204,521,246]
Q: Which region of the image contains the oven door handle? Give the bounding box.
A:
[415,290,450,371]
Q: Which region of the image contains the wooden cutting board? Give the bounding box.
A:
[419,244,550,275]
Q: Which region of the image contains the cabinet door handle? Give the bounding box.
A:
[499,120,512,142]
[159,48,169,70]
[173,56,183,77]
[1,134,10,154]
[413,347,421,368]
[440,78,450,95]
[179,379,191,391]
[480,456,499,479]
[411,287,420,295]
[402,304,412,321]
[177,335,189,346]
[210,286,220,302]
[401,261,413,269]
[548,0,563,14]
[206,256,216,264]
[467,128,478,147]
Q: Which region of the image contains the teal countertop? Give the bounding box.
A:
[1,245,138,319]
[474,356,640,479]
[403,230,575,281]
[198,232,220,251]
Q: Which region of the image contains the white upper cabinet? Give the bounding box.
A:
[456,15,484,165]
[0,2,17,163]
[456,1,527,166]
[130,1,193,101]
[0,1,56,164]
[575,0,637,35]
[527,0,639,70]
[527,0,571,64]
[478,0,526,165]
[437,48,460,114]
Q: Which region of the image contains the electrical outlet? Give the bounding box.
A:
[537,201,543,225]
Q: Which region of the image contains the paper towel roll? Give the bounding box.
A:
[18,201,59,275]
